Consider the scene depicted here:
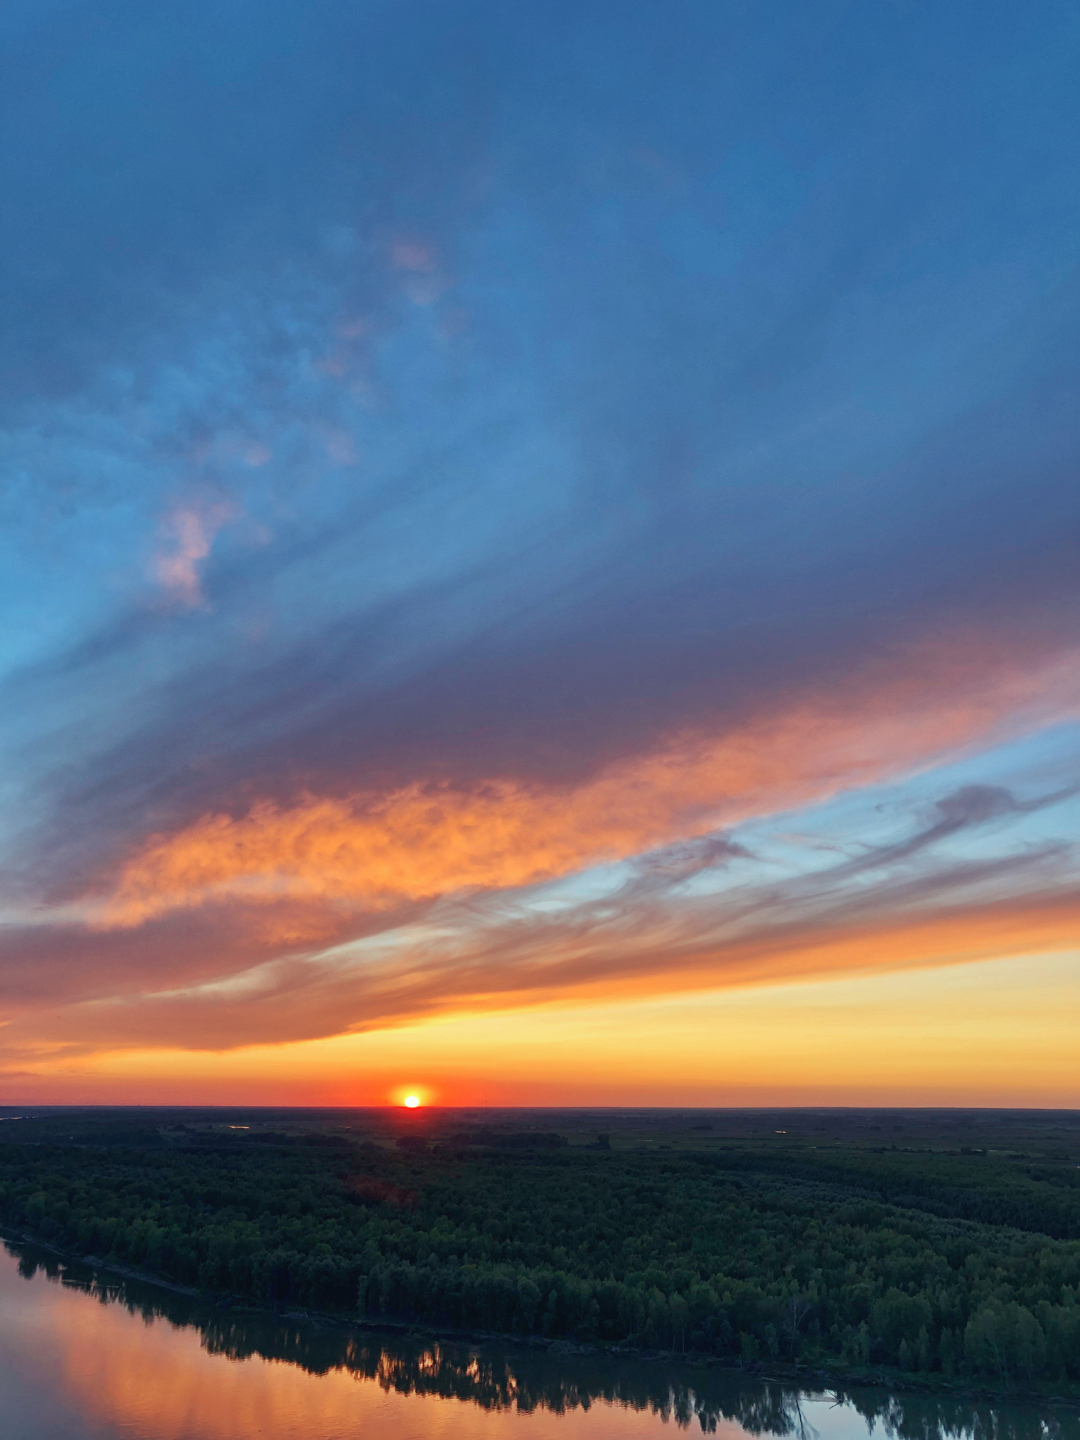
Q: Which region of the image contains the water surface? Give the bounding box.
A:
[0,1240,1073,1440]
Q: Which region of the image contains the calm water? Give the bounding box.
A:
[0,1240,1074,1440]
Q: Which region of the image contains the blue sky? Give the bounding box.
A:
[1,1,1078,1099]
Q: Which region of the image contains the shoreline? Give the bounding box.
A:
[2,1226,1076,1415]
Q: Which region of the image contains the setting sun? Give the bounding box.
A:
[389,1085,432,1108]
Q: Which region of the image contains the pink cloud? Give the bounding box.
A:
[390,238,451,304]
[152,502,233,610]
[391,239,436,272]
[243,441,272,468]
[320,427,358,465]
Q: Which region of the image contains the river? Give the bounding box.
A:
[0,1240,1073,1440]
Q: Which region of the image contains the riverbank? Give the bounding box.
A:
[4,1226,1076,1415]
[5,1237,1078,1440]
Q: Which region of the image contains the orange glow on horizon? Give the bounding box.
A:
[4,948,1077,1110]
[2,889,1077,1103]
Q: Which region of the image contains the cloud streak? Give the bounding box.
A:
[2,828,1074,1059]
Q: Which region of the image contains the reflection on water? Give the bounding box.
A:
[0,1239,1074,1440]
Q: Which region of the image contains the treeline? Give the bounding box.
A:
[1,1131,1079,1393]
[9,1243,1074,1440]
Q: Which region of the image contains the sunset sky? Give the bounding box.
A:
[1,1,1078,1106]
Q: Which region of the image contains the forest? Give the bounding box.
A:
[7,1241,1076,1440]
[0,1107,1077,1396]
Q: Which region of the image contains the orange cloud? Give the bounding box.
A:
[99,631,1080,927]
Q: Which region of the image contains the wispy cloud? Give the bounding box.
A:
[152,502,233,610]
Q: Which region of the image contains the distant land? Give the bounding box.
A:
[1,1106,1078,1401]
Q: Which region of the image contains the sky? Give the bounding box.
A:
[1,0,1078,1107]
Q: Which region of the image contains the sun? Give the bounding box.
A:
[390,1085,430,1108]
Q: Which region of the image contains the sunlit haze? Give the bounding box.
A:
[1,1,1078,1107]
